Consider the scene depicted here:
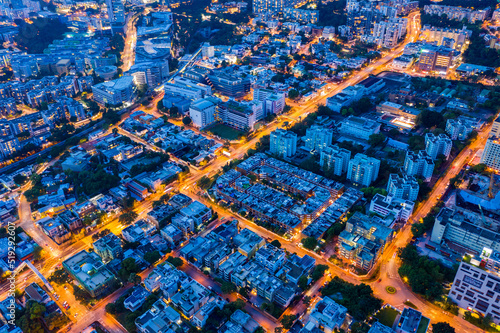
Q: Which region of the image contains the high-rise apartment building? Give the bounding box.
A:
[480,136,500,170]
[490,116,500,138]
[320,144,351,176]
[304,125,333,152]
[253,0,300,13]
[347,154,380,186]
[403,150,434,182]
[252,88,286,117]
[425,133,452,160]
[387,174,419,201]
[270,129,297,158]
[106,0,126,34]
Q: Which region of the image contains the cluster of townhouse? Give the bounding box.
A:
[120,111,223,165]
[25,130,185,243]
[181,223,316,308]
[138,262,227,331]
[149,193,213,236]
[213,153,345,232]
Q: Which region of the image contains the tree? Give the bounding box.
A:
[49,269,69,285]
[221,281,237,294]
[302,237,317,250]
[72,285,91,303]
[311,265,328,281]
[105,303,117,314]
[122,257,139,274]
[13,174,27,185]
[167,256,183,268]
[288,89,299,100]
[368,133,386,147]
[45,312,68,330]
[411,223,426,237]
[470,163,487,174]
[197,176,214,190]
[322,276,382,321]
[128,273,141,285]
[169,106,179,118]
[482,314,493,328]
[144,251,161,265]
[270,239,282,248]
[157,99,165,112]
[298,275,309,290]
[432,322,456,333]
[417,110,445,129]
[182,116,192,126]
[351,322,370,333]
[119,211,138,225]
[15,18,69,54]
[239,287,249,298]
[408,135,425,151]
[32,245,43,261]
[281,314,297,329]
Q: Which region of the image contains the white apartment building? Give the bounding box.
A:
[189,97,219,128]
[490,116,500,138]
[347,154,380,186]
[270,129,297,158]
[403,150,434,181]
[338,116,381,141]
[320,144,351,176]
[326,85,365,112]
[369,193,415,222]
[216,100,258,131]
[449,262,500,325]
[481,137,500,170]
[304,125,333,152]
[425,133,452,160]
[128,61,169,87]
[322,26,336,39]
[92,75,136,106]
[421,25,472,50]
[253,88,286,117]
[387,174,419,201]
[430,207,500,254]
[202,42,215,58]
[445,116,478,140]
[424,5,490,23]
[164,79,209,100]
[371,18,407,48]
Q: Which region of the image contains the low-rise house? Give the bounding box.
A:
[307,296,348,333]
[124,286,151,312]
[93,233,122,262]
[135,299,181,333]
[62,250,116,298]
[170,279,210,317]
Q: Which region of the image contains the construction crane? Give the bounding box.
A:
[489,172,494,198]
[479,204,491,227]
[489,158,496,199]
